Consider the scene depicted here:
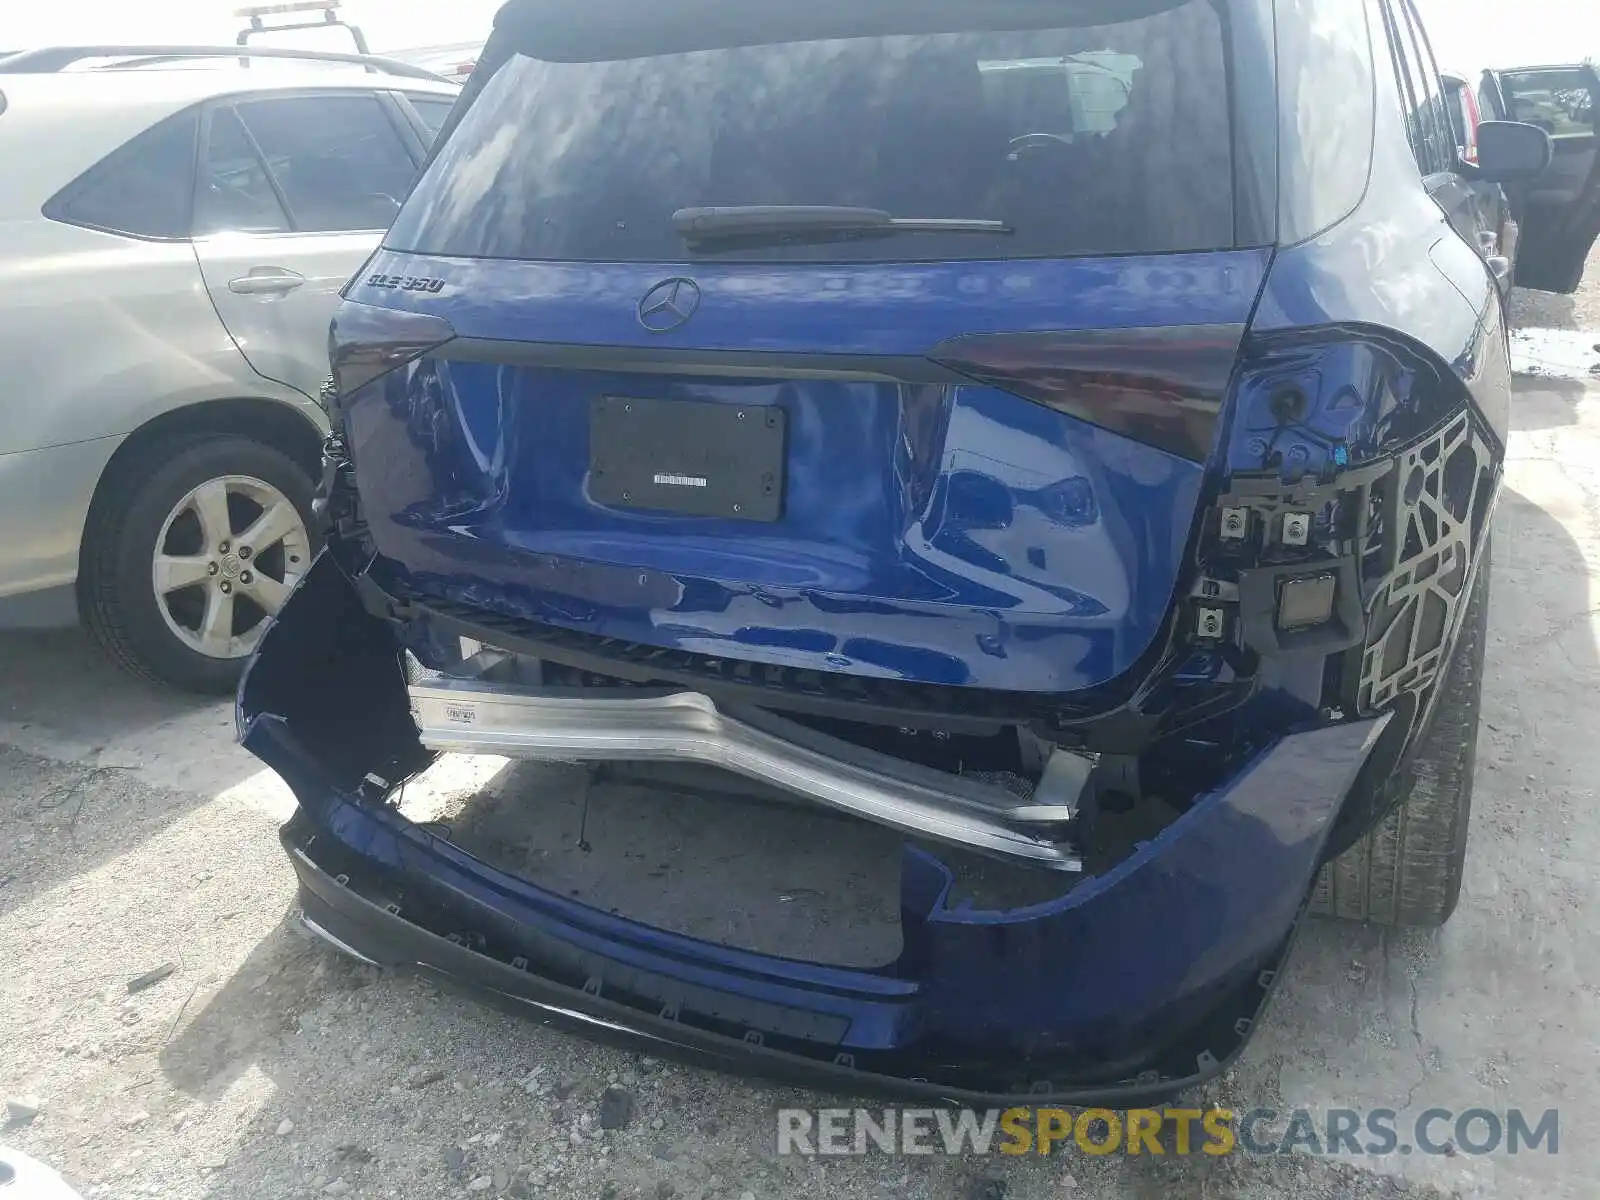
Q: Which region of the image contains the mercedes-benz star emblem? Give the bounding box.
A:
[637,277,702,333]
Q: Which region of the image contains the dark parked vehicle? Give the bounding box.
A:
[1440,62,1600,296]
[1480,61,1600,294]
[240,0,1572,1104]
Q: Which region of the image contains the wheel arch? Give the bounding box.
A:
[81,395,324,562]
[75,399,324,691]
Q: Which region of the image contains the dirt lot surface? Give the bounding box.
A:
[4,248,1600,1200]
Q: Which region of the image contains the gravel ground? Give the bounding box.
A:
[4,244,1599,1200]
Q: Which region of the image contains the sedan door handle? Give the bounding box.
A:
[228,268,306,296]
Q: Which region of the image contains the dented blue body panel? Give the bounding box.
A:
[237,0,1513,1101]
[340,249,1269,694]
[240,553,1388,1099]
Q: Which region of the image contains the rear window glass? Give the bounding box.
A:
[386,0,1233,263]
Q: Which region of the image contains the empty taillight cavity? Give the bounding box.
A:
[1223,331,1462,479]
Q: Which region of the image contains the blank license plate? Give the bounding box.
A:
[589,396,786,521]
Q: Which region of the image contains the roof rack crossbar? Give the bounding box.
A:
[236,2,370,55]
[0,44,449,82]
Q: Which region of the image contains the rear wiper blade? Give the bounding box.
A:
[672,206,1011,246]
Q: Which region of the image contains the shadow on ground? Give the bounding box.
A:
[1508,287,1577,331]
[0,743,220,922]
[1506,374,1588,430]
[0,628,262,920]
[0,627,209,748]
[160,908,377,1101]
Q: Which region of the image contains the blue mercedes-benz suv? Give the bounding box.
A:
[238,0,1579,1103]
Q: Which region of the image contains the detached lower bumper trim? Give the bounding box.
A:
[285,821,1297,1108]
[240,550,1392,1107]
[299,911,381,965]
[410,679,1083,870]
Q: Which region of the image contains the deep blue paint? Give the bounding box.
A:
[290,720,1375,1055]
[339,251,1267,692]
[350,250,1271,350]
[1252,0,1509,449]
[239,564,1386,1068]
[236,0,1530,1096]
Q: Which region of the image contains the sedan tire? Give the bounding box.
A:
[80,433,317,694]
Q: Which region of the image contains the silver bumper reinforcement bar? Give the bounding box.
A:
[408,679,1086,871]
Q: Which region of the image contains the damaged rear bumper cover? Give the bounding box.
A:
[241,552,1388,1105]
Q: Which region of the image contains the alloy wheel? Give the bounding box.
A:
[150,474,311,660]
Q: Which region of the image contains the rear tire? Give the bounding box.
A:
[1311,546,1490,927]
[80,433,317,694]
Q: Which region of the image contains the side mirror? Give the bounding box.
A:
[1471,120,1554,182]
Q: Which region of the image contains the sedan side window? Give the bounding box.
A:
[406,96,457,145]
[195,107,292,236]
[231,94,419,233]
[45,110,201,239]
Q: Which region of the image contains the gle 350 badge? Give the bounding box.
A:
[365,273,447,294]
